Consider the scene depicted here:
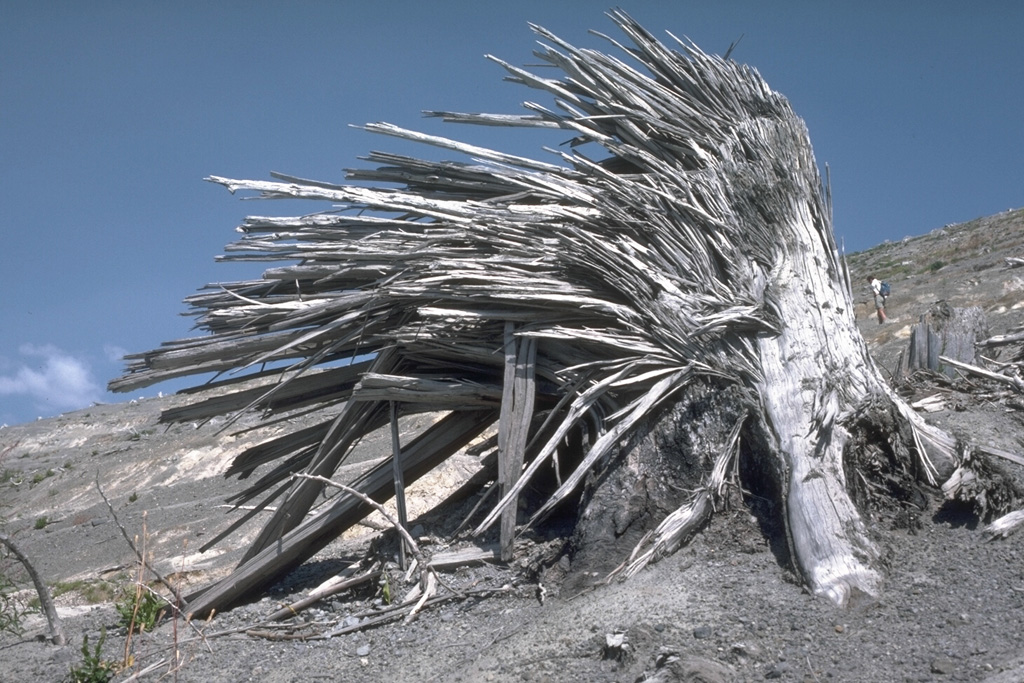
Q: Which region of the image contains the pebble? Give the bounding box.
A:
[930,657,955,675]
[693,625,713,639]
[732,642,764,659]
[356,644,371,657]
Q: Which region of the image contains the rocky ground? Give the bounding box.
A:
[1,208,1024,682]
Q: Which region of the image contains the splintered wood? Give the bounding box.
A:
[112,10,987,616]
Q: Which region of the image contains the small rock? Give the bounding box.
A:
[693,625,713,639]
[661,656,733,683]
[732,641,764,659]
[930,657,955,675]
[356,644,371,657]
[603,632,630,661]
[834,624,845,634]
[765,662,790,679]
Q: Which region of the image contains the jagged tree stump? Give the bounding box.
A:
[907,303,989,377]
[110,12,1008,616]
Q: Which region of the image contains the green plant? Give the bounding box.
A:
[127,492,138,503]
[928,260,946,272]
[116,584,166,634]
[30,468,55,486]
[67,628,116,683]
[0,564,28,637]
[379,572,393,605]
[126,429,154,442]
[34,516,49,530]
[52,579,117,604]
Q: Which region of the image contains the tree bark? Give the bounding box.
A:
[569,381,746,585]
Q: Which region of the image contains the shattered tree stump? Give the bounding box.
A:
[906,303,988,378]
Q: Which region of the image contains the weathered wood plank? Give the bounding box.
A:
[427,543,501,570]
[390,401,409,569]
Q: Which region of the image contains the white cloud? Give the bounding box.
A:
[104,344,128,363]
[0,344,104,413]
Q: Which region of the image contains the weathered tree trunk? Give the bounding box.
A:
[569,125,959,605]
[747,216,911,604]
[0,533,65,646]
[111,12,1000,617]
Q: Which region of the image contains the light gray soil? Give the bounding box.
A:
[2,208,1024,682]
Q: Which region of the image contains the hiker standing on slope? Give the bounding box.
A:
[868,276,888,324]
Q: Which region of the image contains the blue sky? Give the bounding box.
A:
[1,1,1021,426]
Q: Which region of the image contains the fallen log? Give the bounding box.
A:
[939,355,1024,394]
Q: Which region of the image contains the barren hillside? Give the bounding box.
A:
[2,207,1024,682]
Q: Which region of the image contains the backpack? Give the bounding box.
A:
[879,281,891,297]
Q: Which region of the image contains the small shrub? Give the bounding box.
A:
[116,585,166,634]
[127,492,138,503]
[70,512,92,526]
[34,517,49,530]
[927,260,946,273]
[82,582,117,604]
[30,469,55,486]
[52,579,117,604]
[67,628,116,683]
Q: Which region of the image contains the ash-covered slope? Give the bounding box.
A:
[2,207,1024,682]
